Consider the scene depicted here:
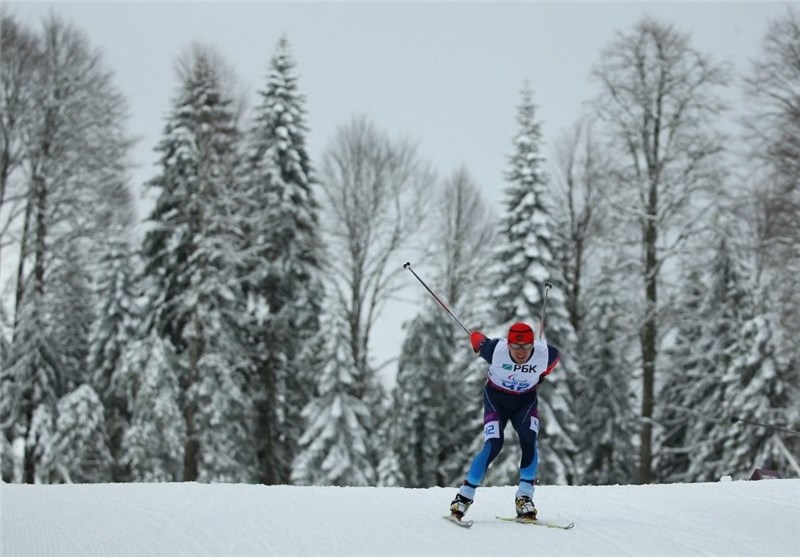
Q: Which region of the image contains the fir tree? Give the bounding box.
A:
[87,221,140,481]
[25,402,55,483]
[684,236,756,482]
[291,313,372,486]
[17,245,97,483]
[47,244,95,391]
[657,267,707,483]
[405,312,484,488]
[243,35,324,484]
[3,215,97,485]
[140,45,252,481]
[41,384,111,483]
[488,82,579,486]
[574,273,637,485]
[390,311,456,487]
[193,352,256,482]
[659,229,757,482]
[721,312,800,478]
[1,427,13,481]
[6,286,59,483]
[121,334,185,482]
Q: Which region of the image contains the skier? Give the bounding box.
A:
[448,321,560,522]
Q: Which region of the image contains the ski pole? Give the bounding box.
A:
[730,416,800,437]
[539,282,552,339]
[403,262,470,336]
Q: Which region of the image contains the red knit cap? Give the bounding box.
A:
[507,322,534,344]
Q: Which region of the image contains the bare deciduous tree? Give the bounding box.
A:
[742,6,800,340]
[551,118,612,334]
[591,18,729,484]
[318,115,434,478]
[0,13,40,276]
[319,115,434,390]
[435,165,496,319]
[1,13,133,483]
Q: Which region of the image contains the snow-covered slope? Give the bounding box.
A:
[2,479,799,556]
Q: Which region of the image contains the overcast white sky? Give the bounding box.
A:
[8,2,791,209]
[6,1,794,377]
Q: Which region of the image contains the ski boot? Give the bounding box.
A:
[449,493,473,520]
[515,495,537,519]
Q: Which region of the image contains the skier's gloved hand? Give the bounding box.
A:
[470,331,487,353]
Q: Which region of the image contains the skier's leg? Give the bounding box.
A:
[458,388,506,500]
[512,403,539,499]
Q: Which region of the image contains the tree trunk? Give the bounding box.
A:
[183,313,202,482]
[22,400,35,483]
[21,173,48,484]
[258,324,278,485]
[639,185,659,485]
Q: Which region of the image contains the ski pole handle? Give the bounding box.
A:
[403,262,471,336]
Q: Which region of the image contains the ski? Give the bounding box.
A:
[443,515,473,528]
[496,516,575,529]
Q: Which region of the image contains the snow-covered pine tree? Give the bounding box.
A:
[10,248,99,484]
[390,311,451,487]
[574,272,637,485]
[140,44,253,482]
[86,215,140,481]
[672,232,757,482]
[720,311,800,479]
[656,267,707,483]
[731,8,800,480]
[121,334,185,482]
[41,384,111,483]
[33,244,101,483]
[4,284,60,483]
[375,440,403,487]
[47,243,95,392]
[291,312,372,486]
[486,82,579,486]
[388,309,486,488]
[0,423,13,481]
[242,35,325,485]
[193,352,256,483]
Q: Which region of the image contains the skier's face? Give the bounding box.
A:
[509,342,533,363]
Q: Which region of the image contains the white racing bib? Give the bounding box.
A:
[486,339,550,394]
